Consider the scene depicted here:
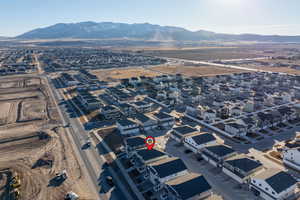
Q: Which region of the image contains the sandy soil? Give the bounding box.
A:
[143,47,262,61]
[0,102,10,119]
[244,65,300,75]
[20,100,46,121]
[0,76,95,200]
[0,128,94,200]
[0,81,20,89]
[150,65,248,77]
[25,78,41,87]
[0,90,42,101]
[92,67,161,81]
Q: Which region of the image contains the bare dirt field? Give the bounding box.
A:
[150,65,249,77]
[0,76,95,200]
[25,78,41,87]
[19,100,47,122]
[245,65,300,74]
[0,81,20,89]
[143,47,262,61]
[0,103,10,123]
[92,67,161,81]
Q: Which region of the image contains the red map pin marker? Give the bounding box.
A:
[145,136,155,150]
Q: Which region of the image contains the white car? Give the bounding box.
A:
[65,192,79,200]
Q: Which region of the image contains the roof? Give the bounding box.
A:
[153,112,173,120]
[205,145,236,157]
[151,158,187,179]
[133,101,149,107]
[167,173,212,200]
[136,148,166,162]
[242,117,255,125]
[173,125,197,136]
[190,133,216,145]
[266,172,297,193]
[226,122,246,129]
[135,113,151,123]
[225,157,262,173]
[117,119,137,127]
[125,136,145,148]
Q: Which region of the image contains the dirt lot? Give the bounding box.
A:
[0,103,11,124]
[246,66,300,75]
[143,47,262,61]
[150,65,249,77]
[0,76,95,200]
[92,67,161,81]
[19,100,47,122]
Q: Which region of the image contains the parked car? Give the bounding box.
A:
[106,176,114,186]
[184,149,192,154]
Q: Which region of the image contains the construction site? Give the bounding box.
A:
[0,76,95,200]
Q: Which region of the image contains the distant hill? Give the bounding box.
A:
[16,21,300,43]
[0,36,10,40]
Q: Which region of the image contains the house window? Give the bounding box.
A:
[265,188,269,191]
[259,184,262,186]
[253,180,256,183]
[272,192,275,195]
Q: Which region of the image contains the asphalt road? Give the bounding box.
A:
[44,75,121,200]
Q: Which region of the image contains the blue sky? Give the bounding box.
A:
[1,0,300,36]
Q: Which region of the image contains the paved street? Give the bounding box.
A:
[46,75,128,200]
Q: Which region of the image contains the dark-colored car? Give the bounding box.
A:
[106,176,114,186]
[184,149,192,154]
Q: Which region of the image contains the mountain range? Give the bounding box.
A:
[16,21,300,43]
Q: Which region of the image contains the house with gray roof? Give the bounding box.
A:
[201,144,237,167]
[166,173,212,200]
[149,157,188,183]
[250,169,297,200]
[223,156,264,184]
[117,118,140,135]
[183,133,217,153]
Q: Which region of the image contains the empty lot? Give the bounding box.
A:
[92,67,161,81]
[150,65,249,77]
[143,47,262,61]
[0,76,95,200]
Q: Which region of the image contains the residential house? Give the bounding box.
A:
[129,148,168,174]
[184,133,217,153]
[250,169,298,200]
[225,122,247,137]
[238,117,258,133]
[244,100,255,112]
[135,148,169,165]
[124,136,145,155]
[60,73,78,86]
[201,145,237,167]
[231,106,242,116]
[77,90,101,110]
[170,125,198,142]
[134,113,158,131]
[257,112,273,129]
[223,156,264,184]
[100,105,122,120]
[153,112,175,128]
[131,101,153,113]
[283,148,300,171]
[203,109,217,123]
[116,118,140,135]
[118,103,136,116]
[166,173,212,200]
[149,157,188,183]
[277,106,296,121]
